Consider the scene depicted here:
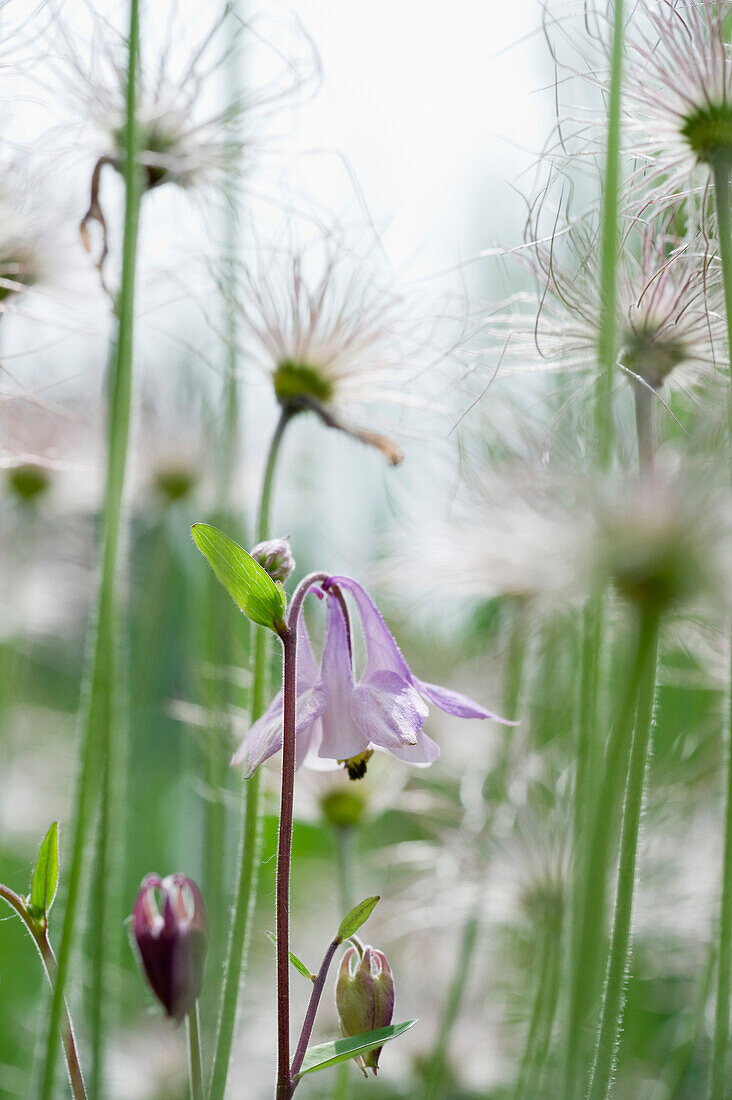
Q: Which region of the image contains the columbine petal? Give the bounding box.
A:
[350,670,429,753]
[414,678,518,724]
[383,729,440,766]
[318,595,369,760]
[232,683,328,777]
[326,575,411,679]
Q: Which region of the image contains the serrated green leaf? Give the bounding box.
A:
[29,823,59,921]
[191,524,287,632]
[297,1020,417,1077]
[337,895,379,942]
[265,932,315,981]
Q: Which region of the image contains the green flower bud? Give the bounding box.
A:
[335,945,394,1076]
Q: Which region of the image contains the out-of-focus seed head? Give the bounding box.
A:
[319,787,368,828]
[132,872,207,1023]
[7,462,51,502]
[250,537,295,584]
[153,464,197,504]
[335,945,395,1076]
[595,476,719,613]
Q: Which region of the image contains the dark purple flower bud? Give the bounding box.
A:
[335,945,394,1076]
[132,873,207,1023]
[250,537,295,583]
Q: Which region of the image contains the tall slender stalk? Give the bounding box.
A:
[208,406,294,1100]
[424,911,480,1100]
[513,926,562,1100]
[187,1005,204,1100]
[564,593,605,1099]
[41,4,142,1096]
[274,572,329,1100]
[588,607,660,1100]
[710,152,732,1100]
[595,0,624,466]
[0,885,87,1100]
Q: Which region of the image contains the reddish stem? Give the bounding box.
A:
[275,572,330,1100]
[290,938,341,1087]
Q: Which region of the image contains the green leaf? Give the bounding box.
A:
[29,823,59,921]
[191,524,287,632]
[337,895,379,942]
[265,932,315,981]
[297,1020,417,1077]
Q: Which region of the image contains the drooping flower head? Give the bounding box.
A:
[132,872,208,1023]
[232,573,513,779]
[335,944,395,1076]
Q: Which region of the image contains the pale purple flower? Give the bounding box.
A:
[231,575,513,778]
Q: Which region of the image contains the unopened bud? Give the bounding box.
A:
[250,537,295,583]
[335,945,394,1076]
[132,873,207,1023]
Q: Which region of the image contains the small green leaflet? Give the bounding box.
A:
[191,524,287,632]
[297,1020,417,1077]
[265,932,315,982]
[337,895,379,942]
[28,822,59,921]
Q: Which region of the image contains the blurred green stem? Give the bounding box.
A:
[514,926,562,1100]
[333,827,354,1100]
[41,4,142,1097]
[588,607,660,1100]
[208,405,293,1100]
[564,592,605,1098]
[633,382,655,480]
[424,911,480,1100]
[711,151,732,1100]
[188,1005,204,1100]
[595,0,624,466]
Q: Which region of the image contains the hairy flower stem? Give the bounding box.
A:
[711,152,732,1100]
[588,607,660,1100]
[41,5,142,1097]
[566,609,652,1099]
[187,1005,204,1100]
[274,572,329,1100]
[0,886,87,1100]
[208,406,295,1100]
[595,0,624,467]
[424,911,480,1100]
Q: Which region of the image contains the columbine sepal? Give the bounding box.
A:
[335,945,394,1076]
[250,537,296,584]
[132,873,208,1023]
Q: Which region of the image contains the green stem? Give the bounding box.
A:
[424,911,480,1100]
[208,406,293,1100]
[633,382,655,480]
[513,928,561,1100]
[0,886,87,1100]
[188,1005,205,1100]
[711,151,732,1100]
[588,608,660,1100]
[595,0,624,467]
[332,827,354,1100]
[41,5,142,1097]
[564,592,604,1098]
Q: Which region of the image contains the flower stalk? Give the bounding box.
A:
[588,607,661,1100]
[0,885,87,1100]
[711,150,732,1100]
[187,1005,204,1100]
[41,2,142,1096]
[595,0,624,466]
[208,406,294,1100]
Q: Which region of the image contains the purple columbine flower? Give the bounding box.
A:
[231,575,513,778]
[132,873,208,1023]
